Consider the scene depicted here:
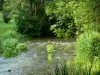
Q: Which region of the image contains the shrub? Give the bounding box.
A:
[2,38,18,57]
[2,38,27,58]
[0,30,26,57]
[15,8,41,37]
[47,44,56,53]
[16,43,27,52]
[15,7,54,37]
[76,31,100,63]
[47,44,56,62]
[1,30,24,40]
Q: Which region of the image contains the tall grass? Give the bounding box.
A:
[46,61,100,75]
[76,31,100,63]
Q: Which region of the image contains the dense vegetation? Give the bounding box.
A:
[0,30,27,57]
[45,1,77,38]
[0,0,100,74]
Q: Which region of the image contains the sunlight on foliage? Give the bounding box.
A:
[47,44,56,62]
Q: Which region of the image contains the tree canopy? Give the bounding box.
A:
[1,0,100,38]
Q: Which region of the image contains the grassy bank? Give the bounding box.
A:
[0,23,15,34]
[0,12,15,34]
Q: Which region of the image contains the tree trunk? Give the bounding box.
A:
[29,0,33,16]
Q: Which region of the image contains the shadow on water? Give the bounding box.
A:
[0,38,75,75]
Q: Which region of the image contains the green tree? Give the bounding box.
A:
[45,0,100,38]
[68,0,100,33]
[0,0,4,11]
[45,0,77,38]
[3,0,45,18]
[4,0,53,37]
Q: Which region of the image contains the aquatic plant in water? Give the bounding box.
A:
[47,44,56,62]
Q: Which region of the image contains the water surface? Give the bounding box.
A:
[0,38,75,75]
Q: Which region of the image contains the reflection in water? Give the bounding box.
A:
[0,38,75,75]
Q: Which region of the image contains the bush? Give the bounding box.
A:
[15,8,41,37]
[0,30,26,57]
[2,38,28,58]
[76,31,100,63]
[15,7,54,37]
[2,38,27,58]
[16,43,27,52]
[2,38,18,57]
[47,44,56,53]
[47,44,56,62]
[0,30,24,40]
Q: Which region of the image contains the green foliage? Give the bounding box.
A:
[54,63,68,75]
[2,38,18,57]
[0,17,15,34]
[65,0,100,33]
[72,1,96,33]
[15,8,41,37]
[4,0,53,37]
[46,61,100,75]
[76,31,100,63]
[50,19,76,38]
[47,44,56,62]
[15,6,53,37]
[47,53,53,62]
[47,44,56,53]
[74,65,92,75]
[45,0,76,38]
[16,43,27,52]
[0,30,24,40]
[2,38,27,58]
[46,0,100,38]
[0,30,26,57]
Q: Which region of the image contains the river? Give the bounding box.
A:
[0,38,75,75]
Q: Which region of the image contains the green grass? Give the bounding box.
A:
[0,18,15,34]
[0,12,15,34]
[0,22,15,34]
